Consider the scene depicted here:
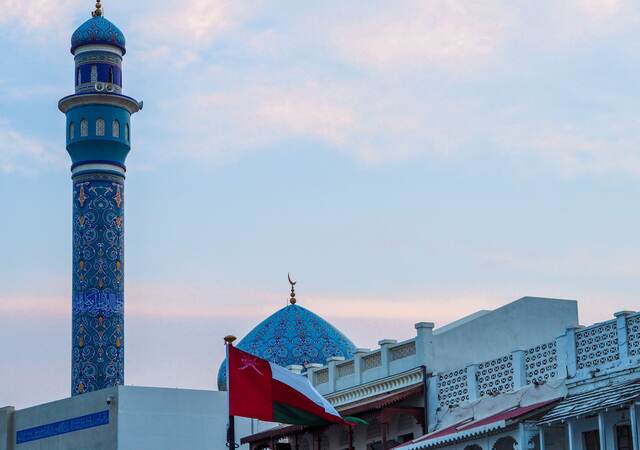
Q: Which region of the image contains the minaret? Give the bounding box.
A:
[59,1,142,396]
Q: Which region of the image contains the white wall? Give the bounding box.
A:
[1,386,272,450]
[10,386,119,450]
[0,407,14,450]
[431,297,578,372]
[119,386,260,450]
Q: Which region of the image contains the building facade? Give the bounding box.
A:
[241,299,640,450]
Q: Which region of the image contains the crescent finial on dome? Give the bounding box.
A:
[288,273,297,305]
[92,0,103,17]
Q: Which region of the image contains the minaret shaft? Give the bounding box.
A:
[61,7,140,396]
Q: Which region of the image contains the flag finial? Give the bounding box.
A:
[224,335,237,344]
[288,273,297,305]
[92,0,103,17]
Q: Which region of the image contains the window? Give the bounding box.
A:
[583,430,600,450]
[91,65,97,83]
[493,437,517,450]
[617,425,631,450]
[77,69,82,85]
[80,119,88,137]
[465,445,482,450]
[69,122,75,140]
[109,67,114,84]
[112,120,120,138]
[399,433,415,444]
[125,123,130,142]
[96,118,105,136]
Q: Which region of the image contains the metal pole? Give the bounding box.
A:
[349,426,354,450]
[630,405,639,450]
[225,335,237,449]
[568,420,575,450]
[518,423,527,450]
[598,412,607,450]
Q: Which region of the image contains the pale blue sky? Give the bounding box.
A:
[2,0,640,409]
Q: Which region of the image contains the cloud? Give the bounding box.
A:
[0,0,83,36]
[130,0,260,66]
[0,120,64,175]
[326,0,509,73]
[496,119,640,177]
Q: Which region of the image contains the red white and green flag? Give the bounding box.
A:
[227,345,350,426]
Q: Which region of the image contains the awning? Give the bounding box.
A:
[394,399,559,450]
[241,383,423,444]
[340,384,423,416]
[538,379,640,425]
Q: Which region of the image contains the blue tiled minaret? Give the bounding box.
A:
[59,1,142,396]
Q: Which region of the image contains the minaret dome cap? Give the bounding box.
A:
[71,15,126,55]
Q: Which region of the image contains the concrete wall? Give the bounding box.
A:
[117,386,261,450]
[10,386,119,450]
[0,407,15,450]
[0,386,271,450]
[431,297,578,372]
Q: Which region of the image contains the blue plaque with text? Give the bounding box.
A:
[16,410,109,444]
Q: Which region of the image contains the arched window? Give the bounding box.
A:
[465,444,483,450]
[125,123,130,142]
[77,69,82,86]
[109,67,114,84]
[112,120,120,138]
[96,118,105,136]
[69,122,75,140]
[80,119,88,137]
[493,436,517,450]
[91,65,97,83]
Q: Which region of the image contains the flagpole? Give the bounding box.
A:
[225,335,237,449]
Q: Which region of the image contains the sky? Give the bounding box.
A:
[1,0,640,409]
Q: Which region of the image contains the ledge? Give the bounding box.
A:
[59,93,142,114]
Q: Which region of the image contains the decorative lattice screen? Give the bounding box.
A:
[438,367,469,407]
[477,354,514,397]
[576,321,619,369]
[525,341,558,384]
[390,342,417,361]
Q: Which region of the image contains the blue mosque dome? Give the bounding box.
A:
[71,15,126,54]
[217,281,357,390]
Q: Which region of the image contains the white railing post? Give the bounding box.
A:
[565,326,581,378]
[353,348,369,385]
[378,339,397,378]
[415,322,435,368]
[287,364,303,375]
[555,332,569,380]
[615,311,634,361]
[327,356,345,392]
[306,363,324,386]
[428,373,440,433]
[466,364,479,402]
[512,348,527,390]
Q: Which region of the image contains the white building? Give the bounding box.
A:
[241,298,640,450]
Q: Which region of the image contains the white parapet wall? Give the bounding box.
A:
[0,386,272,450]
[309,297,579,398]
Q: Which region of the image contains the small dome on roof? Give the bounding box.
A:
[71,16,126,54]
[217,302,357,390]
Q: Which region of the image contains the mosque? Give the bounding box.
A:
[2,3,640,450]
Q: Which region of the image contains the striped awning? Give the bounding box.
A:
[394,399,559,450]
[538,379,640,425]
